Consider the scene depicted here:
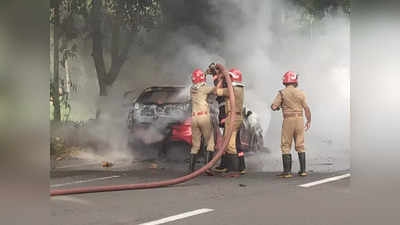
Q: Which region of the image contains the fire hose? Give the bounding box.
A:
[50,67,236,196]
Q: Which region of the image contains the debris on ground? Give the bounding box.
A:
[102,161,113,167]
[150,163,158,169]
[239,184,247,187]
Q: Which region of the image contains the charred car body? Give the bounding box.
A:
[127,86,264,157]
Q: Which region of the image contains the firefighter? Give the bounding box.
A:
[213,64,246,175]
[189,69,216,173]
[206,63,229,173]
[271,71,311,178]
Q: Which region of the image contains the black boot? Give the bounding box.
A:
[225,153,240,172]
[205,151,214,164]
[238,153,246,175]
[298,152,307,176]
[287,154,292,177]
[204,151,215,176]
[277,154,293,178]
[214,155,228,173]
[188,154,197,173]
[236,131,246,175]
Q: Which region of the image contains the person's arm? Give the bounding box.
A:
[271,92,282,111]
[300,92,311,131]
[271,104,279,111]
[204,86,217,95]
[304,106,311,131]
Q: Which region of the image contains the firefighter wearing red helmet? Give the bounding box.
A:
[213,64,246,175]
[189,69,216,173]
[271,71,311,178]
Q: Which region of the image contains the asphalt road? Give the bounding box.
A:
[50,158,353,225]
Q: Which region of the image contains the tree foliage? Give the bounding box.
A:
[51,0,161,98]
[104,0,162,30]
[87,0,162,98]
[290,0,350,19]
[50,0,162,120]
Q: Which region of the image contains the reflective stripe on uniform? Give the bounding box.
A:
[192,111,209,116]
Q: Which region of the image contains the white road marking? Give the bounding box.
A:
[137,208,215,225]
[299,173,351,188]
[50,175,121,188]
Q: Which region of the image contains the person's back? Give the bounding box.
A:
[191,83,214,114]
[271,71,311,178]
[278,85,307,115]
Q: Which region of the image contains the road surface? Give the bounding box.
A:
[51,158,352,225]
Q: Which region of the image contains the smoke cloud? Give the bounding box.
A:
[63,0,350,172]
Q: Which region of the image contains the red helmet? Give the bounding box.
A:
[282,71,298,84]
[228,68,242,82]
[192,69,205,84]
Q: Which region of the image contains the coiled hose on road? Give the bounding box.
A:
[50,71,236,196]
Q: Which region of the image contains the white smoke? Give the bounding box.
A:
[203,0,350,171]
[66,0,350,171]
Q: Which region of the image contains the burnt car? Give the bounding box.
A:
[126,86,264,157]
[239,107,264,152]
[127,86,191,149]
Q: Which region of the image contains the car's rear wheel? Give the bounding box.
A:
[163,142,191,162]
[250,132,264,152]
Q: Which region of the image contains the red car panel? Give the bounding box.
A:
[171,117,192,145]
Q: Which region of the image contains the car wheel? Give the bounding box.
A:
[249,134,256,152]
[249,132,263,152]
[164,142,191,163]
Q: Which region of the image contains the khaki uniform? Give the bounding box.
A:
[216,86,244,154]
[272,86,309,154]
[190,84,215,154]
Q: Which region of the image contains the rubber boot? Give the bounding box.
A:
[236,131,246,175]
[205,151,214,164]
[286,154,292,177]
[277,154,286,177]
[225,154,240,171]
[298,152,307,176]
[223,154,241,177]
[214,155,228,173]
[277,154,293,178]
[238,153,246,175]
[204,151,214,176]
[188,153,197,173]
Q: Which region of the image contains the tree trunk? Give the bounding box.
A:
[98,80,109,96]
[91,0,108,94]
[96,79,112,119]
[90,2,133,119]
[65,56,71,94]
[52,1,61,122]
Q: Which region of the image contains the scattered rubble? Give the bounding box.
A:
[150,163,158,169]
[102,161,114,167]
